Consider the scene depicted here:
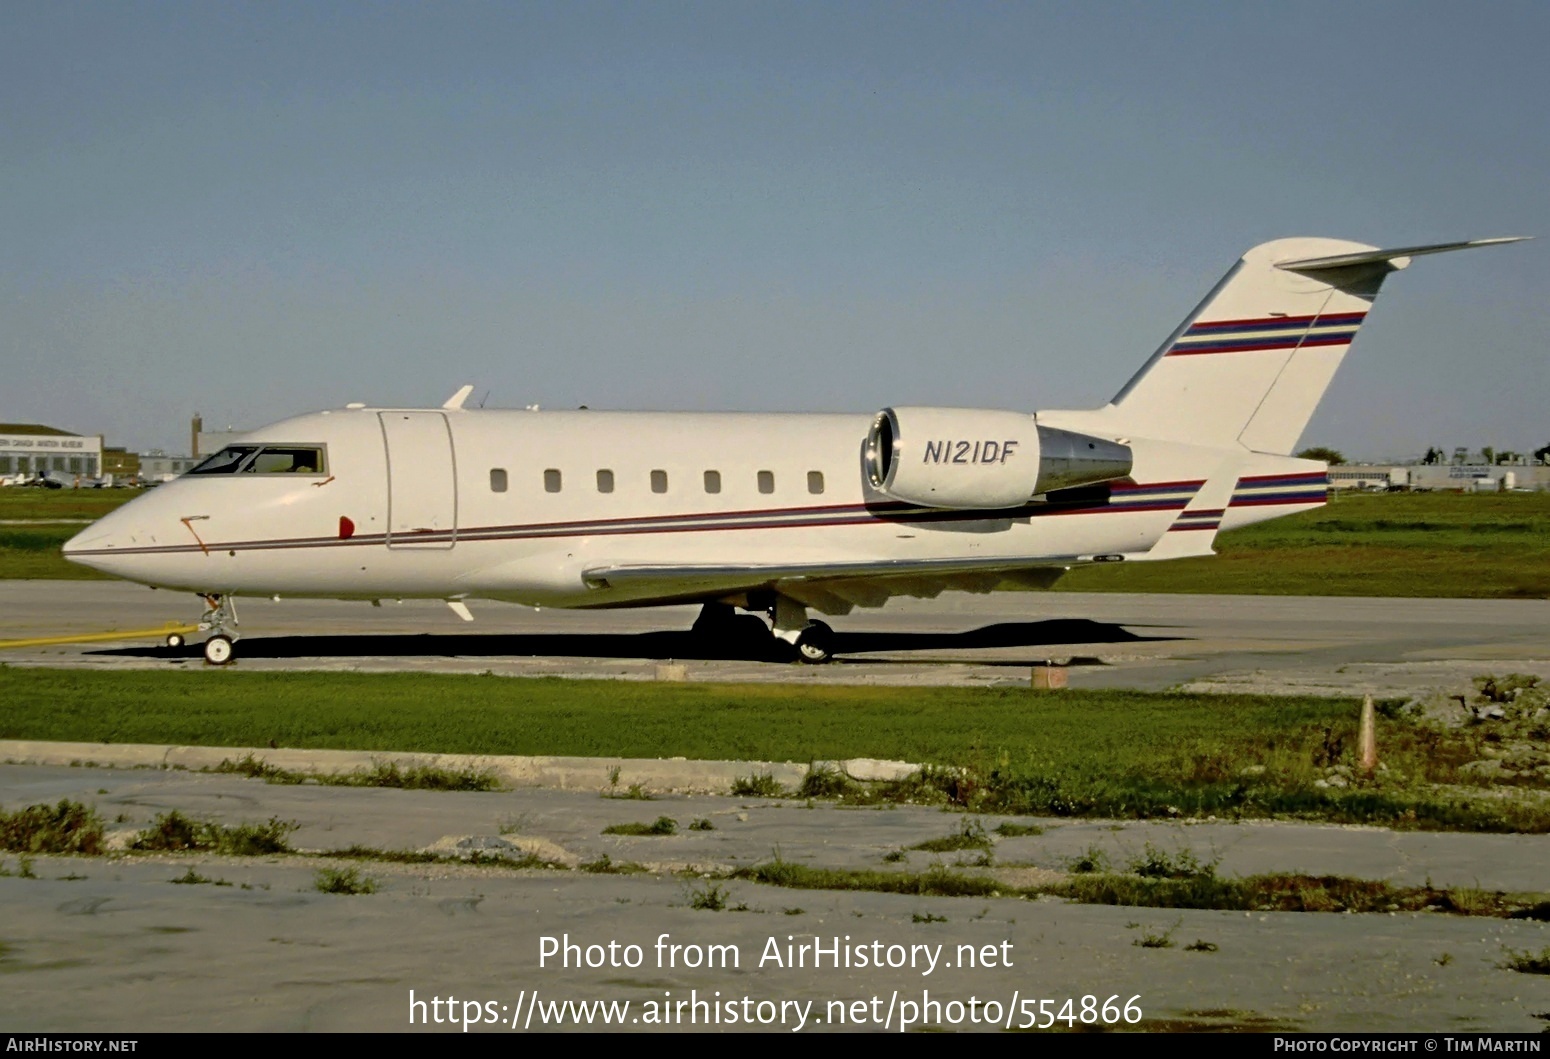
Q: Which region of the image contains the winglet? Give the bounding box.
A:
[442,384,475,410]
[1276,237,1529,273]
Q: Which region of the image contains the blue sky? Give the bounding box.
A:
[4,1,1546,459]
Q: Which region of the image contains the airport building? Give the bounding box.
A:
[102,447,140,479]
[139,451,201,482]
[1329,463,1550,491]
[0,423,102,479]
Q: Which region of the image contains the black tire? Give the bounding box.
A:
[165,633,185,649]
[203,635,235,666]
[795,620,835,664]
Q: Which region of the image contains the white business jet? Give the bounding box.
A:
[64,236,1525,665]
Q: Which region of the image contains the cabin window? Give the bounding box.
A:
[757,470,775,494]
[703,470,721,494]
[651,469,668,494]
[597,469,614,493]
[544,469,562,493]
[807,471,825,494]
[490,468,507,493]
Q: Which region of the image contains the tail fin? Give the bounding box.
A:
[1107,237,1525,454]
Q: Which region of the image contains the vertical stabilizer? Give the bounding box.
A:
[1104,236,1525,454]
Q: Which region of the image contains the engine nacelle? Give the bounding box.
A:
[864,406,1133,509]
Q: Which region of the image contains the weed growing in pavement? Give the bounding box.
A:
[314,867,377,895]
[731,773,785,798]
[1133,920,1181,949]
[1125,842,1218,880]
[1064,845,1111,874]
[170,868,232,886]
[602,783,654,801]
[687,881,728,911]
[993,821,1044,837]
[909,818,992,853]
[580,855,651,875]
[132,812,297,855]
[799,763,854,799]
[212,754,498,791]
[602,817,678,837]
[1504,947,1550,975]
[0,800,106,855]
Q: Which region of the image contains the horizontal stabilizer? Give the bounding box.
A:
[1276,237,1528,273]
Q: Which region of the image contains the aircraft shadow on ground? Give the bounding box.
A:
[98,618,1177,666]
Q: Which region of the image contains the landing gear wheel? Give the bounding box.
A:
[203,635,234,666]
[795,620,835,665]
[165,633,185,649]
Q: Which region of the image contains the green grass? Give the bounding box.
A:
[0,668,1366,765]
[2,668,1545,831]
[3,489,1547,596]
[0,490,136,580]
[0,527,115,580]
[0,490,137,522]
[726,854,1550,919]
[1057,491,1550,599]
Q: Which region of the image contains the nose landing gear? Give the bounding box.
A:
[186,594,240,665]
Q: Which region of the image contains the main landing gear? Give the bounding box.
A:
[172,594,240,666]
[692,596,836,664]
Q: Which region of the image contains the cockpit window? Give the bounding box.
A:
[187,446,259,474]
[186,445,326,476]
[243,446,325,474]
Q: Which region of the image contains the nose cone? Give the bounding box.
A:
[61,501,165,579]
[62,520,127,574]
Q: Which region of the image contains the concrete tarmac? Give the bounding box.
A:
[1,762,1548,1033]
[4,580,1550,1032]
[3,580,1549,696]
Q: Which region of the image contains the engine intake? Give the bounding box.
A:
[864,406,1132,509]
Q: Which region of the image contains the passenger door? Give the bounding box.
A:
[378,412,458,549]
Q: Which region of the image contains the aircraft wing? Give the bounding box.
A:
[581,553,1102,614]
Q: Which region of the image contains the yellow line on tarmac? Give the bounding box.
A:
[0,623,200,649]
